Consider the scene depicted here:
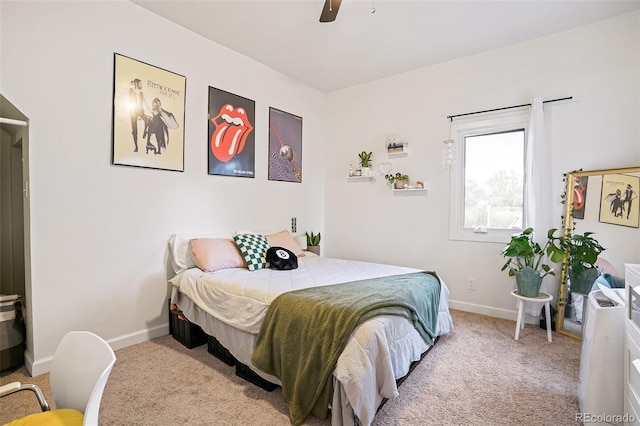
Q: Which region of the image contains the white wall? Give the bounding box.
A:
[1,1,326,375]
[2,1,639,375]
[324,11,640,318]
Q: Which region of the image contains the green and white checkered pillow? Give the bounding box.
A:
[233,233,270,271]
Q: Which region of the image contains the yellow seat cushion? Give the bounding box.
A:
[4,409,83,426]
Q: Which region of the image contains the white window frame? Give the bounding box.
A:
[448,109,530,244]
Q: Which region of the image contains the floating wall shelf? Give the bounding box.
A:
[391,187,428,196]
[347,176,374,182]
[387,151,408,159]
[387,144,409,158]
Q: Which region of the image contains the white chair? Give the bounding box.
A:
[0,331,116,426]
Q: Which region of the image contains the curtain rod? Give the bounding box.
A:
[447,96,573,122]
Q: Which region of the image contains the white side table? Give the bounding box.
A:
[511,289,553,342]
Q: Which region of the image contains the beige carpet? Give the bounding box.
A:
[0,310,581,425]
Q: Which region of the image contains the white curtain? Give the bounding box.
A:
[525,97,554,313]
[526,97,553,236]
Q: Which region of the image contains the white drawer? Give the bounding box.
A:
[626,332,640,408]
[625,392,640,425]
[626,264,640,334]
[627,264,640,288]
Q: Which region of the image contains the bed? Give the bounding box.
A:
[167,231,454,426]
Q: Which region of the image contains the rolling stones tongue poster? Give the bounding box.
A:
[208,87,255,177]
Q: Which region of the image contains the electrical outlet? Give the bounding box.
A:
[468,278,476,290]
[291,217,297,233]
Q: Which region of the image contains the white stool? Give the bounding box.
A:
[510,289,553,342]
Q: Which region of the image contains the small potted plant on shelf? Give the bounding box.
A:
[561,230,605,295]
[385,172,409,189]
[358,151,372,177]
[306,231,321,256]
[500,227,566,297]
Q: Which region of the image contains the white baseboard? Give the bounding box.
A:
[23,349,35,377]
[448,299,543,324]
[28,323,170,377]
[28,354,51,378]
[108,322,170,351]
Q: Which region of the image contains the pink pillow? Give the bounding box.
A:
[266,230,304,257]
[190,238,245,272]
[596,258,618,276]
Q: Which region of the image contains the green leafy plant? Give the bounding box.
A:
[500,227,566,278]
[358,151,372,168]
[561,230,605,289]
[384,172,409,185]
[306,231,321,247]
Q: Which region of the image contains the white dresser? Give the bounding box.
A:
[624,263,640,425]
[579,289,625,424]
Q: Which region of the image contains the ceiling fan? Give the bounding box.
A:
[319,0,342,23]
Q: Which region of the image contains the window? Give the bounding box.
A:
[449,110,529,243]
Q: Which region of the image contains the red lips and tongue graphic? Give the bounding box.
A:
[211,104,254,162]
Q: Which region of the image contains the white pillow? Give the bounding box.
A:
[168,232,233,273]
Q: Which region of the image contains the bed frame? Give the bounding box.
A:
[166,233,450,425]
[169,303,278,390]
[169,302,438,407]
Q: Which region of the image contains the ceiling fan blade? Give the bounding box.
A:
[319,0,342,23]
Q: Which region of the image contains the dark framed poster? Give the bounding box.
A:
[111,53,185,172]
[208,87,255,177]
[268,107,302,183]
[599,173,639,228]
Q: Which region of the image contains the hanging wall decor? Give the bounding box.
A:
[208,87,255,178]
[599,173,639,228]
[111,53,186,172]
[268,107,302,183]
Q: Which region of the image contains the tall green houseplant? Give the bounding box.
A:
[561,231,605,295]
[500,228,565,297]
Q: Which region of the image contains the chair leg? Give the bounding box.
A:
[0,382,50,412]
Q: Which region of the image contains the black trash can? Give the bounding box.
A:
[0,294,25,372]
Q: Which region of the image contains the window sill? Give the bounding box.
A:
[448,228,518,244]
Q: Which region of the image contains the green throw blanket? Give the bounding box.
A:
[251,271,441,425]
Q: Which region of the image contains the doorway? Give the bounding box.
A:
[1,94,32,372]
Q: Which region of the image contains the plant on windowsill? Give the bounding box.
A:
[500,227,566,297]
[385,172,409,189]
[306,231,321,256]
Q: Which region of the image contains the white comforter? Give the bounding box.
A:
[170,255,453,425]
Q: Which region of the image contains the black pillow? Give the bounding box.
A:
[267,246,298,270]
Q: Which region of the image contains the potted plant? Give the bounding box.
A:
[561,231,605,295]
[306,231,321,256]
[358,151,372,177]
[500,227,566,297]
[385,172,409,189]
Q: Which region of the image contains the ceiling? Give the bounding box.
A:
[132,0,640,93]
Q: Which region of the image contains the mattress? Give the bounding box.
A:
[170,254,453,425]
